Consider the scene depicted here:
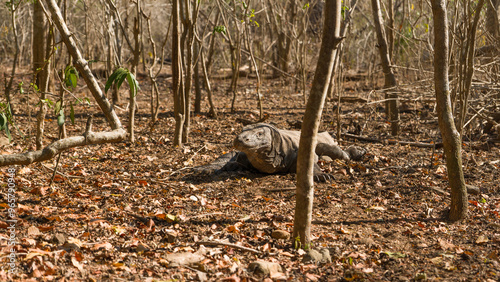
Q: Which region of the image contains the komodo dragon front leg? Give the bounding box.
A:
[193,151,254,174]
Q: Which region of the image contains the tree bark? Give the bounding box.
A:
[486,0,499,40]
[194,45,202,114]
[371,0,399,136]
[129,10,142,143]
[293,0,342,249]
[4,2,21,115]
[172,0,185,146]
[34,0,49,150]
[200,49,217,118]
[431,0,468,221]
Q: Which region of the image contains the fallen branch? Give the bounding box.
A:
[195,240,261,254]
[341,133,443,148]
[0,129,126,166]
[387,140,443,149]
[236,113,270,126]
[264,187,296,192]
[185,212,224,220]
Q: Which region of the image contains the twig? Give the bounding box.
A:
[264,187,296,192]
[49,151,63,187]
[41,164,81,179]
[195,240,261,254]
[341,133,443,148]
[185,212,224,220]
[387,140,443,149]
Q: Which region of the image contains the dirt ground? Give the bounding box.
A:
[1,71,499,281]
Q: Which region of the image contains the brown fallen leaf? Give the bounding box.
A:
[438,238,455,250]
[27,226,41,237]
[476,235,489,244]
[305,273,321,281]
[92,242,114,251]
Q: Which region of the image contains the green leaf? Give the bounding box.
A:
[4,123,11,142]
[54,99,62,115]
[57,109,65,127]
[105,68,140,97]
[126,72,140,97]
[382,251,406,258]
[31,83,39,92]
[84,97,91,104]
[213,25,227,34]
[38,98,54,108]
[105,68,125,94]
[64,65,79,89]
[70,102,75,125]
[115,70,129,91]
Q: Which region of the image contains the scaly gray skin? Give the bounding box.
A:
[195,123,366,182]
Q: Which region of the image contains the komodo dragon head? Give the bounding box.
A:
[233,123,288,174]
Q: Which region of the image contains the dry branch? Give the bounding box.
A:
[195,240,261,254]
[0,129,126,166]
[341,133,443,148]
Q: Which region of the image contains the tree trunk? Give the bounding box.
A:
[200,49,217,118]
[33,0,49,150]
[431,0,468,222]
[387,0,394,60]
[371,0,399,136]
[486,0,499,40]
[194,42,202,114]
[129,10,141,143]
[172,0,185,146]
[293,0,342,249]
[4,2,21,115]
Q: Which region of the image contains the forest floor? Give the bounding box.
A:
[1,71,499,281]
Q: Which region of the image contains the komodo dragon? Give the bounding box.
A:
[195,123,366,182]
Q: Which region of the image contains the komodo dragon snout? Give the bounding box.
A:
[233,125,272,151]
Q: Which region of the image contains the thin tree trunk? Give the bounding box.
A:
[457,0,485,137]
[201,49,217,118]
[486,0,499,39]
[5,2,21,115]
[244,0,263,119]
[293,0,342,249]
[182,0,195,144]
[129,11,141,143]
[431,0,467,221]
[371,0,399,136]
[194,40,202,114]
[387,0,394,60]
[34,0,49,150]
[172,0,185,146]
